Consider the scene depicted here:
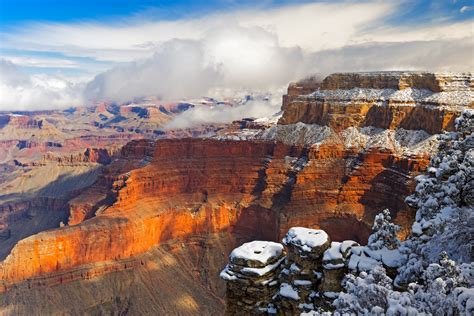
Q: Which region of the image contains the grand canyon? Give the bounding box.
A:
[0,71,472,314]
[1,1,474,314]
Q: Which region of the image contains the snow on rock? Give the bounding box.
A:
[294,280,312,286]
[220,240,286,314]
[348,253,380,272]
[215,119,439,156]
[253,111,283,125]
[342,126,439,155]
[230,240,284,268]
[322,242,344,270]
[364,247,404,268]
[240,257,286,277]
[300,311,332,316]
[256,122,331,145]
[252,122,439,155]
[340,240,358,256]
[319,241,359,293]
[323,242,343,262]
[279,283,300,300]
[283,227,330,253]
[322,240,359,270]
[308,87,473,107]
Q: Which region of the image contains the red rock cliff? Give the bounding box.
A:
[279,72,473,134]
[0,138,428,287]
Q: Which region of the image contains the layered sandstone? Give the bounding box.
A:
[279,72,473,134]
[319,72,473,92]
[0,115,44,129]
[0,137,427,289]
[220,241,285,315]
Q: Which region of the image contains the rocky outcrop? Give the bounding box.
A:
[40,147,116,165]
[220,241,285,315]
[319,72,473,92]
[15,140,62,150]
[279,72,473,134]
[320,241,358,293]
[277,228,331,313]
[221,227,359,314]
[282,76,322,109]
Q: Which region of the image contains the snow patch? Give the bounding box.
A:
[230,240,283,265]
[279,283,300,300]
[283,227,329,250]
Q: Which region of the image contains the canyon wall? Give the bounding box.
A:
[279,72,473,134]
[0,138,427,289]
[0,71,471,314]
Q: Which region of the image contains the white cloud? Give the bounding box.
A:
[84,25,304,103]
[354,20,473,43]
[1,2,397,63]
[304,38,474,75]
[0,0,473,117]
[2,56,80,69]
[164,94,282,130]
[0,59,84,111]
[460,6,473,13]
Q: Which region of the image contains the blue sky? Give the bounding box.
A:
[1,0,472,25]
[0,0,297,24]
[0,0,473,110]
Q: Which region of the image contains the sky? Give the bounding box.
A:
[0,0,473,112]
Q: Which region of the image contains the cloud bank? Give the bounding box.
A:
[0,1,473,120]
[0,60,84,111]
[84,25,304,103]
[164,95,282,130]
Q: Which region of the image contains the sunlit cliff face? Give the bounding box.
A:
[0,136,430,286]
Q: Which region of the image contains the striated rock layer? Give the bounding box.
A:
[280,72,473,134]
[0,137,428,290]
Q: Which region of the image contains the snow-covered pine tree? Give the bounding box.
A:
[333,110,474,315]
[396,109,474,287]
[333,266,393,315]
[368,209,401,251]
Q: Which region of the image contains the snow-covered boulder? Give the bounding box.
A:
[321,241,359,292]
[228,240,284,269]
[220,240,285,315]
[283,227,331,265]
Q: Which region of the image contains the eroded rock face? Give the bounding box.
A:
[0,115,44,129]
[319,72,473,92]
[0,137,427,290]
[220,241,285,315]
[279,72,473,134]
